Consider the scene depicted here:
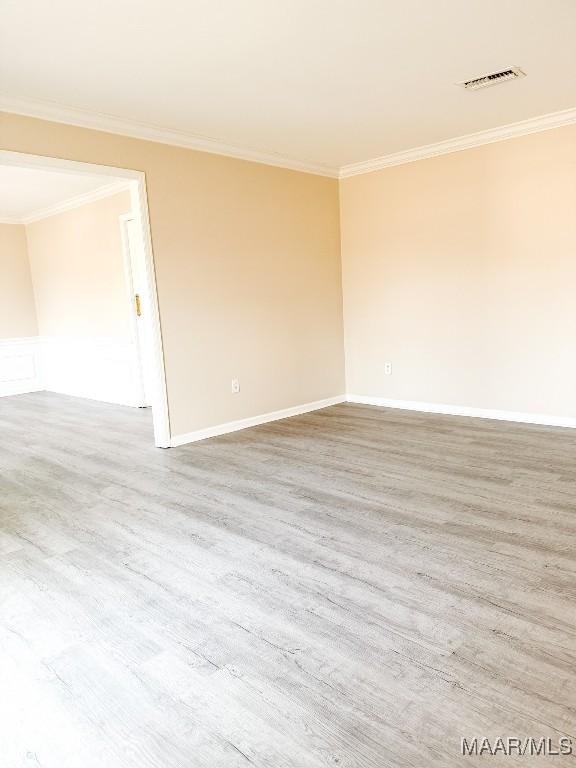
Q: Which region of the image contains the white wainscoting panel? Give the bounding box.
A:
[39,337,145,407]
[0,337,43,397]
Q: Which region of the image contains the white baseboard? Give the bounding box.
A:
[170,395,346,447]
[170,390,576,448]
[346,394,576,429]
[0,337,43,397]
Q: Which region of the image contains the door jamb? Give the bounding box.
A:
[119,212,148,409]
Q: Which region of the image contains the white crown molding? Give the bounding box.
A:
[339,106,576,177]
[0,93,339,179]
[0,180,131,225]
[21,180,131,224]
[3,95,575,181]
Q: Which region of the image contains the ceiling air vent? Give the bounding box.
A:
[459,66,526,91]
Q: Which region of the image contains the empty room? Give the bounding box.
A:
[0,1,575,766]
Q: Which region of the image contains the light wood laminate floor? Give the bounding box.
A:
[1,392,575,767]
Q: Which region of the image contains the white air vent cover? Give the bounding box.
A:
[459,67,526,91]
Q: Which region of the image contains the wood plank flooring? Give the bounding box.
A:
[1,391,575,767]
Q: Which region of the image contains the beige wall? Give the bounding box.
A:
[340,124,576,418]
[0,112,345,435]
[1,111,573,430]
[0,222,38,338]
[25,191,132,339]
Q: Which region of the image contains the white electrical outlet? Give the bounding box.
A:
[384,362,392,376]
[231,378,240,393]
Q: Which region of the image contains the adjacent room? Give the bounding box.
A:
[0,163,165,444]
[1,1,575,766]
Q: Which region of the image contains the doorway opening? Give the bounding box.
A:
[0,151,169,447]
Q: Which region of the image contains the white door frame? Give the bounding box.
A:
[119,213,148,408]
[0,149,171,448]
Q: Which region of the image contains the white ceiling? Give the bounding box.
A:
[0,166,123,221]
[1,0,575,174]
